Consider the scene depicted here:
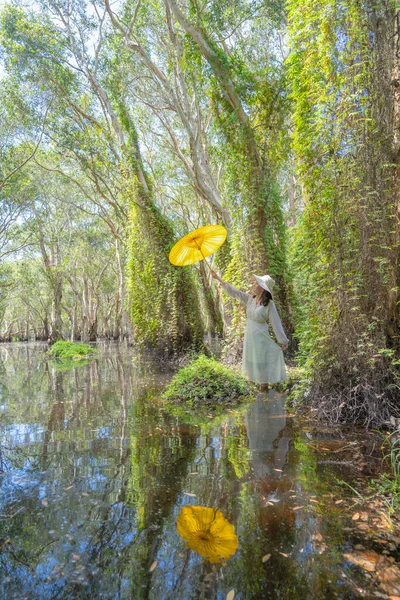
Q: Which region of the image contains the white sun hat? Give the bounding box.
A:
[254,274,276,295]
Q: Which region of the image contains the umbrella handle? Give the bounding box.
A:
[193,241,212,271]
[198,251,221,283]
[201,255,212,271]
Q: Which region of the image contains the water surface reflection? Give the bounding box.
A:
[0,344,377,599]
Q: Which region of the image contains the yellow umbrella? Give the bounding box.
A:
[177,505,238,564]
[169,224,227,267]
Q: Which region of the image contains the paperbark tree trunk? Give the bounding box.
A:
[390,8,400,347]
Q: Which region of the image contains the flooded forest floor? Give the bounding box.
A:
[0,343,399,600]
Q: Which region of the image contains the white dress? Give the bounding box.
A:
[221,281,289,384]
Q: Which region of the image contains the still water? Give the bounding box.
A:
[0,344,390,599]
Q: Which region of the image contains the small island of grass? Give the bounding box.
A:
[47,341,99,360]
[162,355,253,410]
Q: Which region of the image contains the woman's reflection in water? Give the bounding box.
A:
[245,390,292,502]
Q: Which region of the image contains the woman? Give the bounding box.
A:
[211,271,289,391]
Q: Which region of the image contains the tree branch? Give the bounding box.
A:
[0,103,51,191]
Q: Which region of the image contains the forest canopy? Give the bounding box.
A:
[0,0,399,426]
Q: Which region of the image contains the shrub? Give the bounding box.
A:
[162,355,253,407]
[47,341,98,360]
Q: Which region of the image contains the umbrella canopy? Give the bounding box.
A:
[177,505,238,564]
[169,224,227,266]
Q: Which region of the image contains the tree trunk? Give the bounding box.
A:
[42,315,49,341]
[25,309,30,341]
[81,278,89,343]
[199,261,223,335]
[114,290,121,340]
[166,0,274,272]
[49,273,63,341]
[390,8,400,348]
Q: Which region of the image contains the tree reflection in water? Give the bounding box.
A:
[0,344,376,600]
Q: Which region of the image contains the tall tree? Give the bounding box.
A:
[165,0,290,299]
[287,0,400,424]
[102,0,293,347]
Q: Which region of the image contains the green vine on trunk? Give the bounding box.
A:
[287,0,400,425]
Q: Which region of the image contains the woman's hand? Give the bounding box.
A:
[281,344,288,351]
[210,269,222,283]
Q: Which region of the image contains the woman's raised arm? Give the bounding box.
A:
[210,270,251,305]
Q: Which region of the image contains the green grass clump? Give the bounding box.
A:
[47,341,98,360]
[370,430,400,512]
[162,355,253,408]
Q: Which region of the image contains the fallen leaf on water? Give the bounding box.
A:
[262,554,271,563]
[343,550,379,572]
[226,590,235,600]
[41,500,48,507]
[149,560,158,573]
[352,513,360,521]
[64,486,74,491]
[184,492,196,497]
[314,533,323,542]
